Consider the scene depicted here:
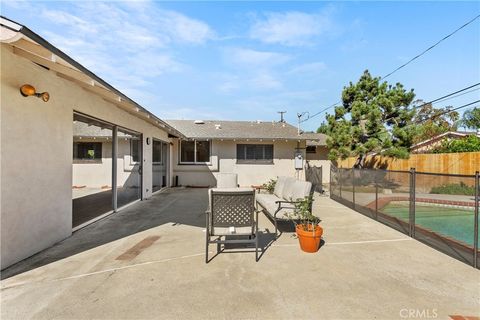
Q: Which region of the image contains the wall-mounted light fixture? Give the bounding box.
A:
[20,84,50,102]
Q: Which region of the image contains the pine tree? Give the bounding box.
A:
[326,70,416,167]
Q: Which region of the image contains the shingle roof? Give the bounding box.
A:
[300,132,329,146]
[165,120,327,144]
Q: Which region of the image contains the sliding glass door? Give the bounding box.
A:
[152,139,168,192]
[72,113,113,228]
[72,112,146,228]
[117,128,142,208]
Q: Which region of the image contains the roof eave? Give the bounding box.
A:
[0,16,185,139]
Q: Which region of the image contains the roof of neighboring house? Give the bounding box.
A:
[300,132,328,146]
[0,16,184,139]
[165,120,327,144]
[411,131,480,150]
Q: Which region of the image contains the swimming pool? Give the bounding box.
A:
[381,201,476,247]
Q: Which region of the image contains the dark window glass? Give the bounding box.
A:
[74,142,102,160]
[180,140,210,163]
[264,145,274,159]
[196,140,210,162]
[236,144,274,163]
[306,146,317,154]
[131,139,140,162]
[153,140,162,163]
[181,140,195,162]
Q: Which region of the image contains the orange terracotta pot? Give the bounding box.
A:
[296,224,323,253]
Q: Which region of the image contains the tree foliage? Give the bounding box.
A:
[412,100,459,144]
[325,70,416,166]
[316,122,329,134]
[461,107,480,130]
[432,135,480,153]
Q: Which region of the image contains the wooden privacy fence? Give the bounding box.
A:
[338,152,480,175]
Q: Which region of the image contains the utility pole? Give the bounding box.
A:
[277,111,286,123]
[297,112,309,135]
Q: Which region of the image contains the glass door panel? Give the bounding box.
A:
[72,113,113,228]
[152,139,168,192]
[117,128,142,207]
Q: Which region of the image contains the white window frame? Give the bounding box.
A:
[179,139,211,165]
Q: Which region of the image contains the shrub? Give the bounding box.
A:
[432,135,480,153]
[430,182,475,196]
[262,179,277,194]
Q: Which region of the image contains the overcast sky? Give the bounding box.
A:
[2,1,479,131]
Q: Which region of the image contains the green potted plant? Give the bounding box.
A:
[261,178,277,194]
[290,196,323,253]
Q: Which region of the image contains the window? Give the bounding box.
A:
[236,144,274,164]
[306,146,317,154]
[73,142,102,161]
[152,140,163,163]
[130,139,140,162]
[180,140,210,164]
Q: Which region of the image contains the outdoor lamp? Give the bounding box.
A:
[20,84,50,102]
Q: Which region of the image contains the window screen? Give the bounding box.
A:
[236,144,273,163]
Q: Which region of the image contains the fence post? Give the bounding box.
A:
[329,166,332,196]
[352,168,356,208]
[375,171,378,220]
[474,171,479,268]
[339,169,342,199]
[409,168,416,237]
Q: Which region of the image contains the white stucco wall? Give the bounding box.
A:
[0,44,170,269]
[171,139,307,187]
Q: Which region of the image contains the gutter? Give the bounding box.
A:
[0,15,185,139]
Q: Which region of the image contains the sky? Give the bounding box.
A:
[2,1,479,131]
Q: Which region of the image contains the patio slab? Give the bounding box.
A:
[1,188,478,319]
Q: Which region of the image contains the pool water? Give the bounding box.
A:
[381,202,476,246]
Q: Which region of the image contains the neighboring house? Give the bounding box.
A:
[411,131,480,154]
[166,120,327,187]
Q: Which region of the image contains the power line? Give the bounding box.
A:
[382,14,480,79]
[382,82,480,123]
[301,14,480,124]
[366,100,479,156]
[302,82,480,124]
[414,99,480,124]
[425,83,480,105]
[433,87,480,104]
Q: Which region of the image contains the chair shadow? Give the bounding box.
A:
[206,230,277,263]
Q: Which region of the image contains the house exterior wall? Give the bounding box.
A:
[171,139,307,187]
[0,44,170,269]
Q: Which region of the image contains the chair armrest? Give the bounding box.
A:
[275,200,300,204]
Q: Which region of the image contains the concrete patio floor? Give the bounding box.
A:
[1,188,478,319]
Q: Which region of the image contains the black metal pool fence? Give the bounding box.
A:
[329,166,480,268]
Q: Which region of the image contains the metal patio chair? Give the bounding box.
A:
[206,188,260,263]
